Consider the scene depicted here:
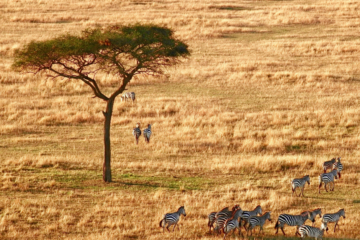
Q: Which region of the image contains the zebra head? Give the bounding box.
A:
[331,169,338,179]
[148,124,152,129]
[320,221,328,231]
[178,206,186,217]
[339,209,345,218]
[255,205,262,215]
[232,204,240,212]
[305,175,310,185]
[265,211,272,222]
[136,122,140,128]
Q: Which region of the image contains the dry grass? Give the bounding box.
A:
[1,0,360,239]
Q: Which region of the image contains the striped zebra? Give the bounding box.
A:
[299,222,328,240]
[132,123,141,145]
[300,208,322,227]
[318,169,338,193]
[159,206,186,232]
[240,205,262,230]
[322,209,345,232]
[333,157,343,178]
[120,92,136,102]
[275,212,311,236]
[323,158,336,173]
[214,205,240,234]
[291,175,310,197]
[208,206,234,233]
[247,211,272,236]
[222,209,243,239]
[143,124,152,143]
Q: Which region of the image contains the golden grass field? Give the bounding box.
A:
[1,0,360,239]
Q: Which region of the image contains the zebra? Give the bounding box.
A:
[333,157,343,178]
[120,92,136,102]
[300,208,322,227]
[159,206,186,232]
[214,205,240,234]
[275,212,311,236]
[291,175,310,197]
[208,206,234,233]
[323,158,336,173]
[143,124,152,143]
[322,209,345,232]
[299,222,328,240]
[240,205,262,230]
[132,123,141,145]
[247,211,272,236]
[222,209,243,239]
[318,169,338,193]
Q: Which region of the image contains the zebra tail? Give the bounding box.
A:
[274,221,279,229]
[159,219,163,228]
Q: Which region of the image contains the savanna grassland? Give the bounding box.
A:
[1,0,360,239]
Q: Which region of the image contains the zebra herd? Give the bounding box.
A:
[121,91,153,144]
[158,157,346,239]
[159,206,345,240]
[291,157,343,196]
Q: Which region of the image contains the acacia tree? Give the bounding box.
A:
[13,24,189,182]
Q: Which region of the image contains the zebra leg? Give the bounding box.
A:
[295,226,300,236]
[281,227,286,235]
[325,182,328,192]
[173,222,177,232]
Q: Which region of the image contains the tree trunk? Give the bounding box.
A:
[103,98,115,182]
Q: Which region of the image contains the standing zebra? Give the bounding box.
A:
[291,175,310,197]
[318,169,338,193]
[143,124,152,143]
[222,209,243,240]
[323,158,336,173]
[299,222,328,240]
[333,157,343,178]
[159,206,186,232]
[214,205,240,234]
[240,205,262,230]
[247,212,272,236]
[300,208,322,227]
[208,206,234,233]
[121,92,136,102]
[132,123,141,145]
[322,209,345,232]
[275,212,311,236]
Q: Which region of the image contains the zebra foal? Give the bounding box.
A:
[275,212,310,236]
[222,209,243,239]
[159,206,186,232]
[318,169,338,193]
[299,222,328,240]
[300,208,322,226]
[247,211,272,236]
[322,209,345,232]
[240,205,262,230]
[291,175,310,197]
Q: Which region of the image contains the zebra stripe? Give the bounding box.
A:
[159,206,186,232]
[322,209,345,232]
[323,158,336,173]
[299,222,328,240]
[247,211,271,236]
[301,208,322,227]
[291,175,310,197]
[241,205,262,230]
[275,212,310,236]
[208,212,216,233]
[132,123,141,145]
[333,157,343,178]
[143,124,152,143]
[222,209,243,239]
[318,169,338,193]
[214,205,240,234]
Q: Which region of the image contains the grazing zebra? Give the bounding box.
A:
[143,124,152,143]
[132,123,141,145]
[240,205,262,230]
[291,175,310,197]
[247,211,272,236]
[214,205,240,234]
[300,208,322,226]
[318,169,338,193]
[222,209,243,239]
[159,206,186,232]
[323,158,336,173]
[333,157,343,178]
[299,222,328,240]
[120,92,136,102]
[322,209,345,232]
[275,212,311,236]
